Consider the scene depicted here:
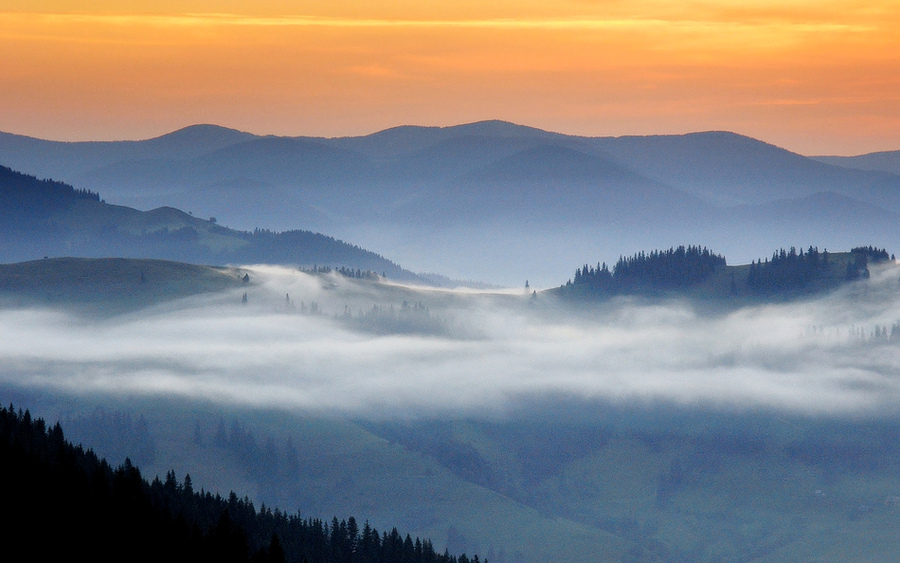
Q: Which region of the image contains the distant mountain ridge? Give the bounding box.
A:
[813,150,900,176]
[2,121,899,285]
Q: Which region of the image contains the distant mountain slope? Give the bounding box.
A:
[0,124,257,180]
[6,122,899,215]
[396,144,713,227]
[703,190,900,264]
[330,119,562,160]
[4,121,900,285]
[588,131,900,208]
[0,165,417,280]
[814,150,900,176]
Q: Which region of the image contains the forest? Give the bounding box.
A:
[562,245,726,294]
[0,164,99,228]
[747,245,892,293]
[561,244,895,301]
[0,403,483,563]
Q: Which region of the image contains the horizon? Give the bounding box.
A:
[2,119,895,159]
[2,2,899,156]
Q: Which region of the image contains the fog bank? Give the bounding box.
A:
[2,264,900,418]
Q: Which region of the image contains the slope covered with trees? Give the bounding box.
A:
[561,245,726,296]
[558,244,894,304]
[747,245,893,293]
[0,403,481,563]
[0,164,99,227]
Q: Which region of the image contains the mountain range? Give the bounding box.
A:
[2,121,899,285]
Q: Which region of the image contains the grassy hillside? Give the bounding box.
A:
[359,407,900,563]
[0,257,247,313]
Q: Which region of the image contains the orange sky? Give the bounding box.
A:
[1,1,898,155]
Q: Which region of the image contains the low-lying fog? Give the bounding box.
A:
[3,264,900,418]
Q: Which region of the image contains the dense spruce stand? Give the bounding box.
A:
[0,404,483,563]
[566,245,726,294]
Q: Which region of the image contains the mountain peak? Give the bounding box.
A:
[147,124,256,144]
[364,120,554,142]
[444,119,556,139]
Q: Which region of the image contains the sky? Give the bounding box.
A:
[1,1,899,155]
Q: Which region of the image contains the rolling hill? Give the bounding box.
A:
[0,257,248,314]
[586,131,900,207]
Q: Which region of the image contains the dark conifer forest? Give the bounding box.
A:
[559,242,899,305]
[746,246,830,293]
[0,164,99,227]
[0,404,481,563]
[563,245,726,295]
[747,245,892,292]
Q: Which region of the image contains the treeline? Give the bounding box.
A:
[845,246,892,281]
[562,244,895,299]
[0,404,483,563]
[746,246,830,292]
[0,164,100,204]
[0,164,99,227]
[279,294,447,336]
[747,246,893,293]
[87,227,409,279]
[848,321,900,344]
[241,230,407,278]
[851,245,892,263]
[212,418,299,486]
[300,265,381,280]
[346,301,447,336]
[565,245,725,294]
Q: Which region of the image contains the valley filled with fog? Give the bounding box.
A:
[4,263,900,418]
[5,262,900,562]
